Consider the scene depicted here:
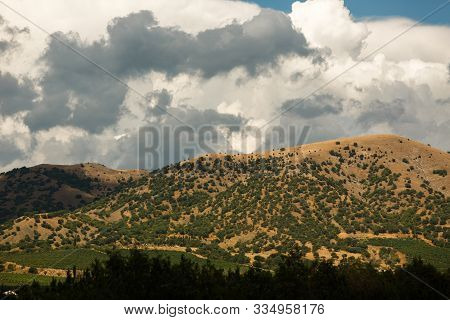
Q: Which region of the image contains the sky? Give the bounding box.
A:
[250,0,450,25]
[0,0,449,171]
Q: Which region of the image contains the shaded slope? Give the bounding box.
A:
[0,163,148,221]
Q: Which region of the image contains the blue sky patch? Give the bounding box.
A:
[247,0,450,25]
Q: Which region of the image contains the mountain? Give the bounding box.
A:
[0,163,148,221]
[0,134,448,270]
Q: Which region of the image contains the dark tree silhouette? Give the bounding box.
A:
[4,250,449,300]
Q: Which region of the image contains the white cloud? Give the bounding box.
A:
[289,0,369,59]
[1,0,259,38]
[217,100,244,117]
[363,17,450,64]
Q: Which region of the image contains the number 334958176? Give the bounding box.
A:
[253,303,324,315]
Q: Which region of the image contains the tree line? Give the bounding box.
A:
[4,250,449,299]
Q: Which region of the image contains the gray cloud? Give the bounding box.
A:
[144,89,246,127]
[24,31,128,132]
[0,18,34,119]
[190,9,314,77]
[357,99,410,127]
[0,40,10,54]
[145,89,173,118]
[0,72,37,115]
[0,15,29,55]
[356,96,450,149]
[268,94,347,148]
[0,138,24,167]
[436,97,450,105]
[289,71,303,82]
[105,9,315,77]
[163,106,246,128]
[280,94,343,119]
[25,66,127,133]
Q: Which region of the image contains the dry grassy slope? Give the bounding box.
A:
[0,163,148,220]
[195,134,449,197]
[293,134,448,195]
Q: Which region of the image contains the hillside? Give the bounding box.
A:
[0,134,448,270]
[0,163,148,221]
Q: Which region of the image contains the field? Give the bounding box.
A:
[0,248,108,270]
[0,272,60,286]
[0,248,243,270]
[0,241,448,287]
[0,248,245,286]
[364,239,450,271]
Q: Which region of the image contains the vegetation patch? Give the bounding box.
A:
[0,272,60,286]
[0,249,107,270]
[432,169,447,177]
[363,239,450,271]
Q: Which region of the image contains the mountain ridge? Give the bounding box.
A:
[0,134,448,270]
